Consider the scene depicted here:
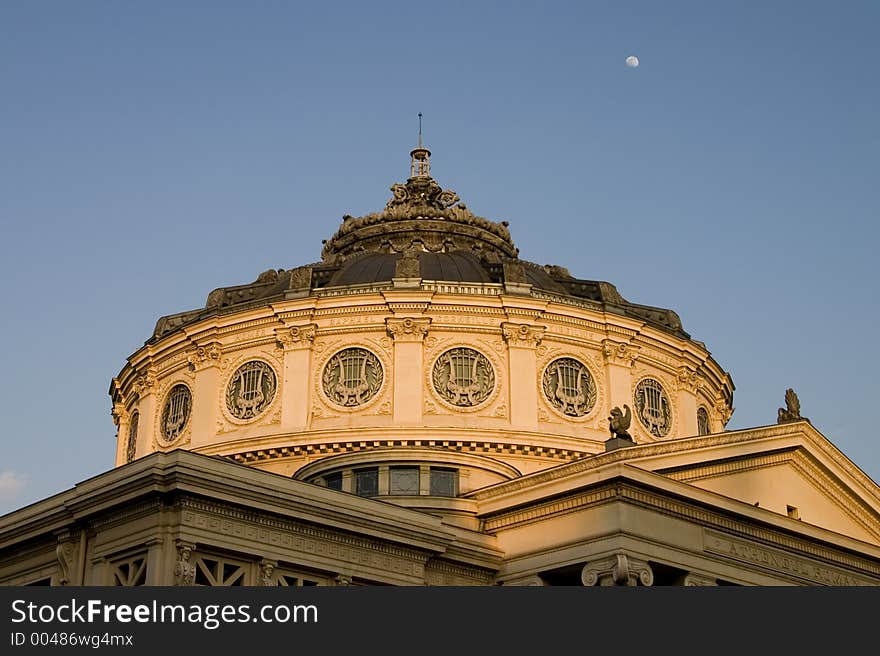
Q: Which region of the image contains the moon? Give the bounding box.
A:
[625,55,639,68]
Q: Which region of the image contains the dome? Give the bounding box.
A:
[111,144,734,527]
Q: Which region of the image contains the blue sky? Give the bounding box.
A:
[1,1,878,514]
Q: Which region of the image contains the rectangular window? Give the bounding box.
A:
[355,468,379,497]
[429,468,457,497]
[390,467,420,495]
[324,472,343,491]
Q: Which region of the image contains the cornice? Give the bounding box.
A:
[466,422,880,506]
[481,479,880,579]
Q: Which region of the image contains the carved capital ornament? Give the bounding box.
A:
[386,317,431,342]
[501,322,545,348]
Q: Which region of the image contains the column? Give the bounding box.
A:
[276,324,317,431]
[386,317,430,426]
[502,322,546,430]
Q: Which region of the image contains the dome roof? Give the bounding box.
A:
[149,154,689,342]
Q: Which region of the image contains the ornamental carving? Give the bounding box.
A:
[386,317,430,341]
[276,324,317,349]
[386,177,460,212]
[432,347,495,407]
[322,348,384,407]
[186,343,221,370]
[174,541,196,586]
[161,384,192,443]
[542,358,597,417]
[581,554,654,587]
[226,361,277,420]
[634,378,671,437]
[677,366,700,392]
[602,339,639,367]
[501,322,545,348]
[133,369,157,394]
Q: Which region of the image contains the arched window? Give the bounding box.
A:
[126,411,139,463]
[697,407,710,436]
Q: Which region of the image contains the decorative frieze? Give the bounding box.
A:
[386,317,431,341]
[581,553,654,586]
[703,530,876,586]
[180,504,427,580]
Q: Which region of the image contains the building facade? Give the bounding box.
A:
[2,144,879,586]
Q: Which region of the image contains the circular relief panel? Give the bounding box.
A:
[634,378,671,437]
[542,357,597,417]
[161,383,192,443]
[226,360,277,420]
[432,347,495,408]
[322,347,384,408]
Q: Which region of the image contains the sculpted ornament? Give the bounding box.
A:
[187,343,221,370]
[322,348,384,408]
[134,369,157,394]
[226,361,277,420]
[276,324,317,349]
[542,358,597,417]
[602,340,639,367]
[174,541,196,586]
[777,388,809,424]
[714,398,733,426]
[581,554,654,587]
[432,347,495,407]
[386,317,430,341]
[608,405,633,440]
[260,560,277,587]
[501,322,545,348]
[634,378,671,438]
[55,537,75,586]
[161,384,192,443]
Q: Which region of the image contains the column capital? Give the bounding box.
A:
[386,317,431,342]
[581,553,653,586]
[501,322,545,348]
[186,342,223,371]
[602,339,640,367]
[275,324,318,350]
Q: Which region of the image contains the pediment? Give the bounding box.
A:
[637,425,880,545]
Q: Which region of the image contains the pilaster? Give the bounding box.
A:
[276,324,317,430]
[386,317,430,426]
[502,322,545,430]
[602,339,639,427]
[187,342,222,448]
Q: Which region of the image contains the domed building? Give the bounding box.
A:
[2,142,880,587]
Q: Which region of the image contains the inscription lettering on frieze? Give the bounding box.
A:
[182,510,423,577]
[703,529,873,585]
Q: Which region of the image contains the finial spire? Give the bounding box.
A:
[410,112,431,178]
